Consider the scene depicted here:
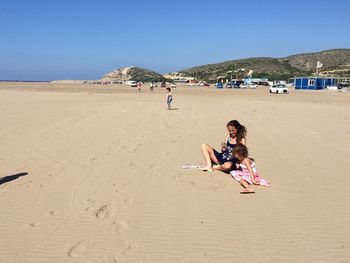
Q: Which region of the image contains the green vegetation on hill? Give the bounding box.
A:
[177,49,350,81]
[128,67,166,82]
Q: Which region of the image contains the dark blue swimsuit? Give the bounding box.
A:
[213,138,240,170]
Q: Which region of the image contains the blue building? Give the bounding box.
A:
[294,77,337,90]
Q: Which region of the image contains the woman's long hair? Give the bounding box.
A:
[227,120,247,144]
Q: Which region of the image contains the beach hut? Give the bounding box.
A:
[294,77,337,90]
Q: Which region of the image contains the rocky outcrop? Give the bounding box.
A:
[101,67,165,82]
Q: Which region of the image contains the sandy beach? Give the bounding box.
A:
[0,82,349,263]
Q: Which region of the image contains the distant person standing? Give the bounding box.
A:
[166,87,173,110]
[150,82,154,91]
[137,82,142,91]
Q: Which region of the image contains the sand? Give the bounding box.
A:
[0,82,349,263]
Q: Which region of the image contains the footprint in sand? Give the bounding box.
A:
[95,205,115,219]
[89,157,97,163]
[48,210,58,216]
[68,240,91,258]
[108,220,129,233]
[83,199,97,213]
[83,207,91,212]
[30,222,40,227]
[190,180,226,190]
[123,196,135,206]
[108,220,132,254]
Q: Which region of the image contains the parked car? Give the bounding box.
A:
[170,83,177,88]
[125,80,137,87]
[338,83,349,89]
[270,84,289,94]
[233,81,243,88]
[226,82,233,88]
[260,81,269,86]
[240,84,248,89]
[198,81,209,86]
[248,84,257,89]
[215,82,224,89]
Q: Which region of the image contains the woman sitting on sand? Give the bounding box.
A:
[200,120,247,172]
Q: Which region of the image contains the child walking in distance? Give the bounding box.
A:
[166,87,173,110]
[137,82,142,91]
[230,144,270,194]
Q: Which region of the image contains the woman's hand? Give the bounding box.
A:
[221,142,227,152]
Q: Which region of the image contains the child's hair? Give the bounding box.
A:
[233,144,249,158]
[166,87,171,92]
[226,120,247,143]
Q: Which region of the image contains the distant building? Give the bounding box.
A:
[294,77,337,90]
[163,73,195,83]
[244,77,268,85]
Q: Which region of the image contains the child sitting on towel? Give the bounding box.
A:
[230,144,270,194]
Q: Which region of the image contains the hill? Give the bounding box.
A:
[101,66,165,82]
[177,49,350,81]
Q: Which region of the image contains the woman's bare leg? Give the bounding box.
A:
[200,143,219,170]
[213,162,233,172]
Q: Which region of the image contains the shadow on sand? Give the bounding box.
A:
[168,108,179,111]
[0,172,28,186]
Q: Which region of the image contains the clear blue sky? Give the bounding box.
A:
[1,0,349,80]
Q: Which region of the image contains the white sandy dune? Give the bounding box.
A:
[0,83,349,262]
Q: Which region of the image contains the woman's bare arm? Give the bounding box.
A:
[222,134,229,151]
